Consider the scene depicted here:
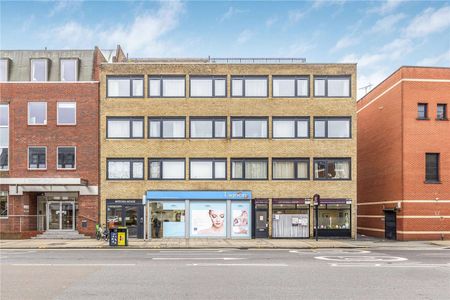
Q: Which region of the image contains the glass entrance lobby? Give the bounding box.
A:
[37,193,78,231]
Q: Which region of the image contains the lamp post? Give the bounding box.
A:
[313,194,320,241]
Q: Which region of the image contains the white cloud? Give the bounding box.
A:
[265,16,278,28]
[371,0,405,15]
[331,36,359,52]
[43,1,185,56]
[49,0,84,17]
[236,29,253,45]
[417,49,450,66]
[219,6,244,22]
[312,0,347,9]
[357,68,390,99]
[283,41,315,57]
[370,13,406,33]
[405,6,450,37]
[288,10,306,24]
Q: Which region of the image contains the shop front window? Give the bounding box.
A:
[107,205,123,228]
[190,201,227,237]
[151,202,186,238]
[318,204,350,230]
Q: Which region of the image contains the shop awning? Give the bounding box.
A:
[273,198,309,204]
[146,190,252,201]
[315,198,352,205]
[1,178,88,186]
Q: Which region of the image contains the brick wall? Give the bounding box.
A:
[357,66,450,240]
[99,63,358,238]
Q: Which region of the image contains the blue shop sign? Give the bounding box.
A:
[146,190,252,201]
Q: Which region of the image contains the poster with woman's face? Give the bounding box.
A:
[190,202,226,237]
[231,202,250,237]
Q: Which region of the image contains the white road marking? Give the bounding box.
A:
[187,263,288,267]
[330,263,450,268]
[10,263,136,266]
[151,257,245,260]
[315,256,408,262]
[290,249,371,254]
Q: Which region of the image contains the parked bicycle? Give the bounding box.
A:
[96,224,109,241]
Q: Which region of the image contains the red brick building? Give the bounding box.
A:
[0,47,125,238]
[357,66,450,240]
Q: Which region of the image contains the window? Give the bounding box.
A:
[107,76,144,97]
[28,147,46,170]
[28,102,47,125]
[314,76,351,97]
[231,159,268,180]
[190,159,227,180]
[272,118,309,138]
[314,158,351,180]
[57,102,76,125]
[149,76,185,97]
[0,104,8,170]
[107,158,144,180]
[107,117,144,139]
[318,204,351,230]
[57,147,76,169]
[60,59,78,81]
[0,59,8,81]
[190,118,226,138]
[31,59,48,81]
[273,76,309,97]
[190,76,226,97]
[231,118,268,138]
[231,76,268,97]
[314,117,351,138]
[425,153,439,183]
[273,158,309,180]
[149,159,185,180]
[437,104,447,120]
[417,103,428,119]
[0,191,7,218]
[149,118,185,138]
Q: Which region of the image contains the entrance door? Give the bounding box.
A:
[255,210,268,238]
[384,211,396,240]
[106,203,144,238]
[47,202,75,230]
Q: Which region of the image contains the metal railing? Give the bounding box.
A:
[1,215,46,232]
[209,57,306,64]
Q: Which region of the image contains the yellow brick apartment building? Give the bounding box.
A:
[99,58,357,239]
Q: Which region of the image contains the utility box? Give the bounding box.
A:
[109,227,118,246]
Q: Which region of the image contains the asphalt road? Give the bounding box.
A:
[1,247,449,300]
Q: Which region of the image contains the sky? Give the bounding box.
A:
[1,0,449,98]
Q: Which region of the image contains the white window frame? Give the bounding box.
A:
[189,76,227,98]
[30,59,48,82]
[57,146,76,170]
[272,76,309,98]
[272,117,310,139]
[189,159,227,180]
[60,58,78,81]
[28,102,47,125]
[148,158,186,180]
[231,118,268,138]
[0,104,9,171]
[28,146,47,170]
[57,102,77,125]
[106,158,145,180]
[313,76,351,98]
[148,76,186,98]
[106,76,144,98]
[0,59,9,82]
[231,76,268,98]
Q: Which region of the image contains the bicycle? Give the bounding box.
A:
[96,224,109,241]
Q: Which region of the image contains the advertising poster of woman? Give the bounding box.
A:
[231,202,250,237]
[190,202,227,237]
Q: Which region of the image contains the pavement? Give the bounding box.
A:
[1,235,449,249]
[1,247,450,299]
